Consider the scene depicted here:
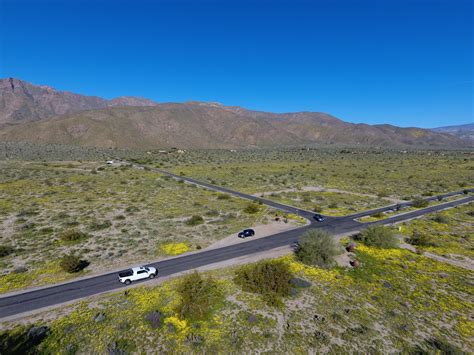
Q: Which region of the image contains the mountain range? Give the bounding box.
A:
[0,78,157,125]
[432,123,474,142]
[0,78,470,149]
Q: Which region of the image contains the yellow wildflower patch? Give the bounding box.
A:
[280,255,341,283]
[286,213,307,224]
[160,242,190,256]
[357,244,404,259]
[165,316,188,332]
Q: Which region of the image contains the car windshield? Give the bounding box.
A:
[145,267,149,271]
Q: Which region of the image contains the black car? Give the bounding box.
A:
[238,229,255,238]
[313,214,325,222]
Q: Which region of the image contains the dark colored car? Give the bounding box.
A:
[313,214,325,222]
[238,229,255,238]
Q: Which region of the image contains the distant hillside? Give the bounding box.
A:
[432,123,474,141]
[0,78,158,125]
[0,102,468,149]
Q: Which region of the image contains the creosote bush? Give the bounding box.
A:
[0,246,15,257]
[185,215,204,226]
[354,226,399,249]
[295,230,341,268]
[89,220,112,231]
[432,214,449,224]
[0,325,50,354]
[243,203,260,214]
[234,260,293,307]
[59,254,87,273]
[412,197,429,208]
[58,229,89,242]
[313,205,323,213]
[413,337,464,354]
[176,271,222,322]
[406,230,436,247]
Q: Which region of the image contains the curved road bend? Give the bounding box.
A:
[0,194,472,319]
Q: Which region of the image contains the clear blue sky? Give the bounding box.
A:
[0,0,472,128]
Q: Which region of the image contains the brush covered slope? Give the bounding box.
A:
[0,102,468,149]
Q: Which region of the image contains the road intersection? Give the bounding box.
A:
[0,163,471,320]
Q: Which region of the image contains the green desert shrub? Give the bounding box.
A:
[58,229,89,242]
[59,254,87,273]
[313,205,323,213]
[412,197,429,208]
[406,230,436,247]
[243,203,260,214]
[0,245,15,257]
[295,230,341,268]
[89,220,112,231]
[412,337,464,354]
[176,272,222,322]
[0,325,50,355]
[371,212,384,218]
[432,214,449,224]
[355,225,399,249]
[186,215,204,226]
[217,193,231,200]
[234,260,293,307]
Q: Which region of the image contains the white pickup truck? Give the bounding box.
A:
[118,266,157,285]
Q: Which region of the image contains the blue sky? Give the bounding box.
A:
[0,0,472,128]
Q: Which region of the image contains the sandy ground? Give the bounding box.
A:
[253,186,407,204]
[400,242,474,271]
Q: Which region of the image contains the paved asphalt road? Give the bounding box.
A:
[0,164,472,319]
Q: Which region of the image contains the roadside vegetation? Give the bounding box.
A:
[295,230,341,268]
[0,145,472,352]
[1,231,471,353]
[353,225,399,249]
[0,160,292,293]
[400,203,473,261]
